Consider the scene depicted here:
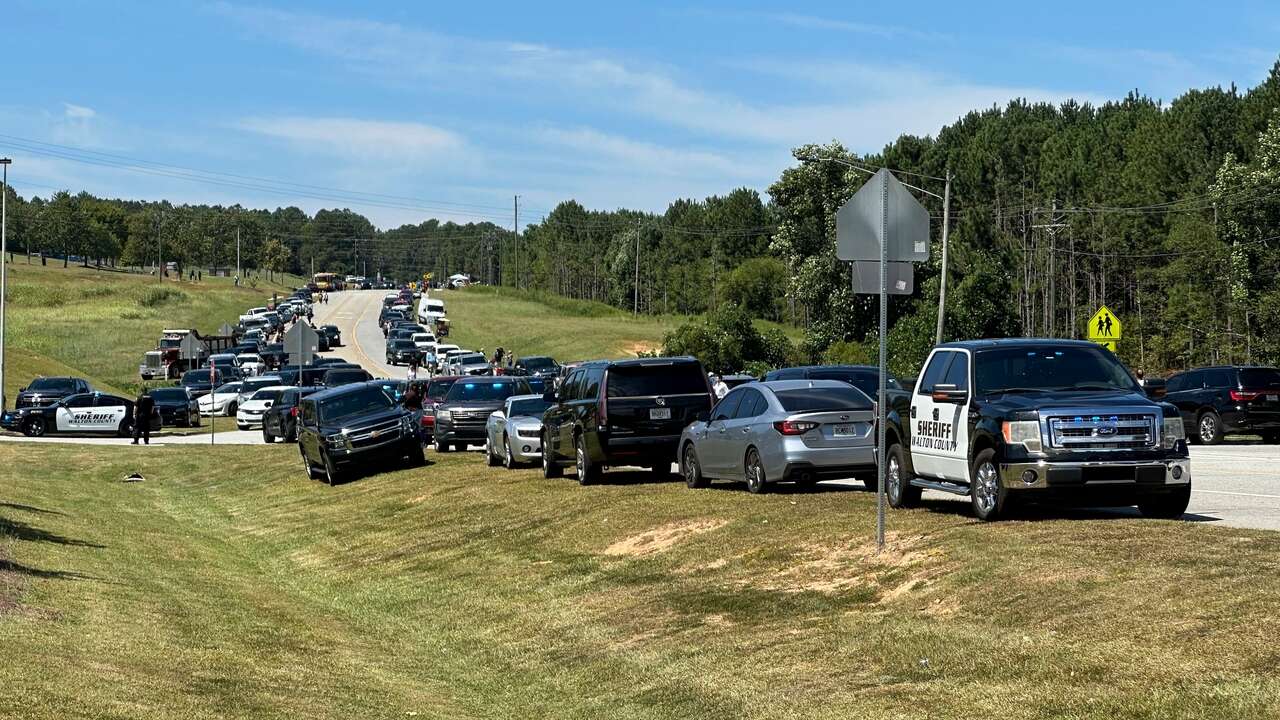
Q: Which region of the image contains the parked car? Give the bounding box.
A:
[197,382,243,416]
[386,339,420,366]
[236,386,289,430]
[1,392,159,438]
[323,367,374,387]
[764,364,911,420]
[320,325,342,347]
[233,376,285,414]
[13,376,93,409]
[420,375,461,442]
[297,382,425,484]
[680,380,876,493]
[179,368,224,398]
[149,387,201,428]
[432,377,533,452]
[262,386,323,443]
[541,357,713,484]
[1164,365,1280,444]
[485,394,553,468]
[511,356,560,378]
[455,352,493,376]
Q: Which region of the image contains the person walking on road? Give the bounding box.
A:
[407,355,420,382]
[132,391,155,445]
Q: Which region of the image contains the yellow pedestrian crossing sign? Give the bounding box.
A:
[1088,306,1121,352]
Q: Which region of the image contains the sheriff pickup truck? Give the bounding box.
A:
[885,339,1191,521]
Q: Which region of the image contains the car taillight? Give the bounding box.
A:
[290,407,298,417]
[421,414,435,427]
[774,420,819,435]
[1230,390,1261,402]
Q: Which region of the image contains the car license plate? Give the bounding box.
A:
[650,408,672,420]
[1268,395,1278,402]
[832,423,855,437]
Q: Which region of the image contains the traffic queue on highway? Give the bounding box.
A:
[13,279,1280,522]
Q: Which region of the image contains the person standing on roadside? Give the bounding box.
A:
[132,390,155,445]
[407,354,420,382]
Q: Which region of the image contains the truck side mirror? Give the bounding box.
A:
[931,384,969,404]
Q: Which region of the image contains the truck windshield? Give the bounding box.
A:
[975,347,1140,394]
[318,387,394,423]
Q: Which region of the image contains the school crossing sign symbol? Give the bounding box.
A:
[1088,305,1122,352]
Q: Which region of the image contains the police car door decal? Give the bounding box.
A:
[71,400,126,431]
[55,406,76,431]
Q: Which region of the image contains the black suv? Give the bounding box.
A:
[297,382,425,484]
[1164,365,1280,444]
[541,357,713,484]
[432,376,532,452]
[320,325,342,347]
[262,386,323,443]
[322,367,373,387]
[512,356,560,378]
[14,376,92,408]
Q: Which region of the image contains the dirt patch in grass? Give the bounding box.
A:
[736,532,944,598]
[621,341,658,357]
[604,519,728,557]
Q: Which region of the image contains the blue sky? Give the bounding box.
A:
[2,1,1277,229]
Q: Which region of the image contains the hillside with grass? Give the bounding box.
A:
[3,263,297,401]
[1,442,1277,718]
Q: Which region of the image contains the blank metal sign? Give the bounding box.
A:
[836,168,930,263]
[854,261,914,295]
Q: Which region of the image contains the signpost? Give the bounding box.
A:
[836,168,931,551]
[283,322,319,384]
[217,322,236,337]
[1087,306,1122,353]
[178,334,207,364]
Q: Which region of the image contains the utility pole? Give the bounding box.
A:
[513,195,520,290]
[235,226,241,283]
[0,158,10,412]
[634,221,642,314]
[934,168,952,344]
[157,211,164,284]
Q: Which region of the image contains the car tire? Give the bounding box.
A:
[322,451,343,486]
[542,432,562,478]
[434,436,451,453]
[192,414,201,428]
[116,419,132,438]
[744,448,767,494]
[970,448,1010,521]
[575,435,600,486]
[1198,411,1223,445]
[885,443,920,508]
[225,403,236,417]
[485,437,500,466]
[262,428,274,444]
[682,443,708,488]
[1138,484,1192,520]
[301,449,321,480]
[23,416,47,438]
[503,437,517,469]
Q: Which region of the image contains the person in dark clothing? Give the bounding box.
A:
[132,391,155,445]
[401,383,424,442]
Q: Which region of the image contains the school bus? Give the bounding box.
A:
[313,272,340,291]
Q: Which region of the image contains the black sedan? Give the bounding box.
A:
[297,382,425,484]
[14,376,93,409]
[432,377,532,453]
[2,392,160,437]
[150,387,201,427]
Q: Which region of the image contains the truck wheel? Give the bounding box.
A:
[485,437,500,466]
[682,443,708,488]
[322,451,343,486]
[886,443,921,508]
[1197,412,1223,445]
[744,448,768,494]
[575,435,600,485]
[23,417,47,437]
[262,428,274,444]
[970,448,1010,521]
[433,436,451,453]
[542,432,562,477]
[301,449,321,480]
[1138,485,1191,520]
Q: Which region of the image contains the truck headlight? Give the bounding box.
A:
[326,433,348,449]
[436,409,451,422]
[1162,416,1185,449]
[1001,420,1042,452]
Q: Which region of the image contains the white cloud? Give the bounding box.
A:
[63,102,96,120]
[236,117,465,162]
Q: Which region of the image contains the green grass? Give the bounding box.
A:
[3,262,298,400]
[2,442,1278,718]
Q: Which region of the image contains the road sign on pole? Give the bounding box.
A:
[284,322,319,369]
[217,322,236,337]
[1087,306,1122,352]
[843,169,931,552]
[178,334,207,362]
[837,168,931,263]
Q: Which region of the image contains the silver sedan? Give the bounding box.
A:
[679,379,877,493]
[485,394,554,469]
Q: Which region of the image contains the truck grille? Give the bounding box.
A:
[346,418,404,448]
[1046,413,1156,449]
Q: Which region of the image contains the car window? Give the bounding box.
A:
[1183,370,1204,389]
[317,387,393,423]
[810,369,902,394]
[29,378,78,392]
[974,346,1139,394]
[64,394,94,408]
[445,380,528,402]
[583,367,603,400]
[732,388,766,419]
[561,370,584,401]
[1239,368,1280,389]
[95,395,129,408]
[606,363,707,398]
[1206,369,1232,388]
[426,379,457,402]
[775,386,874,412]
[300,401,316,426]
[252,389,284,402]
[149,389,188,402]
[940,352,970,390]
[712,390,743,421]
[509,398,552,417]
[917,352,953,395]
[1165,374,1186,393]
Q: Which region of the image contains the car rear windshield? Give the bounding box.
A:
[606,363,707,398]
[510,398,552,417]
[326,370,367,381]
[775,386,873,412]
[445,380,524,402]
[392,340,417,349]
[149,388,188,401]
[28,378,78,392]
[1239,368,1280,389]
[808,369,901,396]
[975,346,1139,394]
[458,353,486,364]
[251,389,284,402]
[318,387,394,423]
[182,371,217,383]
[426,379,456,402]
[522,357,555,370]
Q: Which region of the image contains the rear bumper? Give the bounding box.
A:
[999,458,1190,491]
[601,433,681,467]
[782,460,877,483]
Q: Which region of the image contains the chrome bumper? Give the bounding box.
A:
[999,459,1190,489]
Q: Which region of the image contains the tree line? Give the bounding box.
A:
[5,59,1280,374]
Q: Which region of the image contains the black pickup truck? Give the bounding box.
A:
[884,339,1191,521]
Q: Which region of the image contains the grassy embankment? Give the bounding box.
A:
[3,262,297,401]
[1,441,1277,719]
[444,285,802,362]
